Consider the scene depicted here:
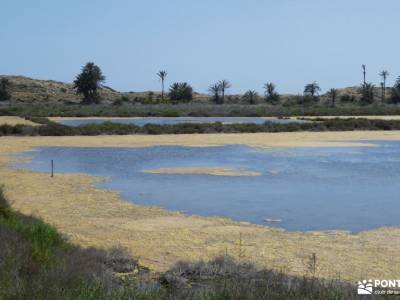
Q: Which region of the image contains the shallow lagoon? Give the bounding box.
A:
[55,117,304,126]
[15,141,400,232]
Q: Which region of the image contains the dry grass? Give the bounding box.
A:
[1,132,400,282]
[0,116,39,126]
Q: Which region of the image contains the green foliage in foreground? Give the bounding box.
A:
[0,188,392,299]
[0,187,154,300]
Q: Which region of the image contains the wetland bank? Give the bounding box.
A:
[2,131,400,281]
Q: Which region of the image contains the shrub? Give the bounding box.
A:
[168,82,193,103]
[242,90,259,104]
[0,188,11,218]
[264,82,280,104]
[304,82,321,102]
[162,256,356,300]
[359,83,375,104]
[340,94,356,103]
[390,84,400,104]
[0,78,11,101]
[113,96,130,106]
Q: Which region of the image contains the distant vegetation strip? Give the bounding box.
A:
[3,103,400,118]
[0,187,365,299]
[2,117,400,136]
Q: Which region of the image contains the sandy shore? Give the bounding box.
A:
[143,167,261,176]
[0,116,39,126]
[2,131,400,281]
[3,131,400,156]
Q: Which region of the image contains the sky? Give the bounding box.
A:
[1,0,399,94]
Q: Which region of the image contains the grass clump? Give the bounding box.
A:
[160,256,379,300]
[0,188,64,266]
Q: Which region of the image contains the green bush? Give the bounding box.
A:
[340,94,356,103]
[168,82,193,103]
[359,83,375,104]
[0,78,11,101]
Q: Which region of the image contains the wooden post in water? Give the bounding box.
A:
[51,160,54,178]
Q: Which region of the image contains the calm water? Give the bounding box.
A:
[56,117,304,126]
[14,141,400,232]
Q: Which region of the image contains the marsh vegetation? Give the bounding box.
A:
[3,117,400,136]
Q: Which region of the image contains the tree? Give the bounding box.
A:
[0,78,11,101]
[391,76,400,104]
[326,88,338,107]
[208,83,222,104]
[157,70,167,101]
[263,82,279,104]
[218,80,231,104]
[73,62,105,104]
[304,82,321,101]
[379,70,389,101]
[362,64,366,85]
[242,90,258,104]
[168,82,193,103]
[359,82,375,104]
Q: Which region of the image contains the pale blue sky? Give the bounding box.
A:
[1,0,398,94]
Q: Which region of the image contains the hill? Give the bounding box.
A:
[0,75,122,103]
[0,75,209,104]
[0,75,390,104]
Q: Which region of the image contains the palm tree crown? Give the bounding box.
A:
[157,70,168,100]
[304,82,321,97]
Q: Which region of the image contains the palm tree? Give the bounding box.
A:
[359,82,375,104]
[263,82,279,104]
[304,82,321,99]
[379,70,389,101]
[157,70,168,101]
[327,88,338,107]
[74,62,105,104]
[392,76,400,104]
[242,90,258,104]
[168,82,193,103]
[362,64,366,85]
[208,83,222,104]
[218,80,231,104]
